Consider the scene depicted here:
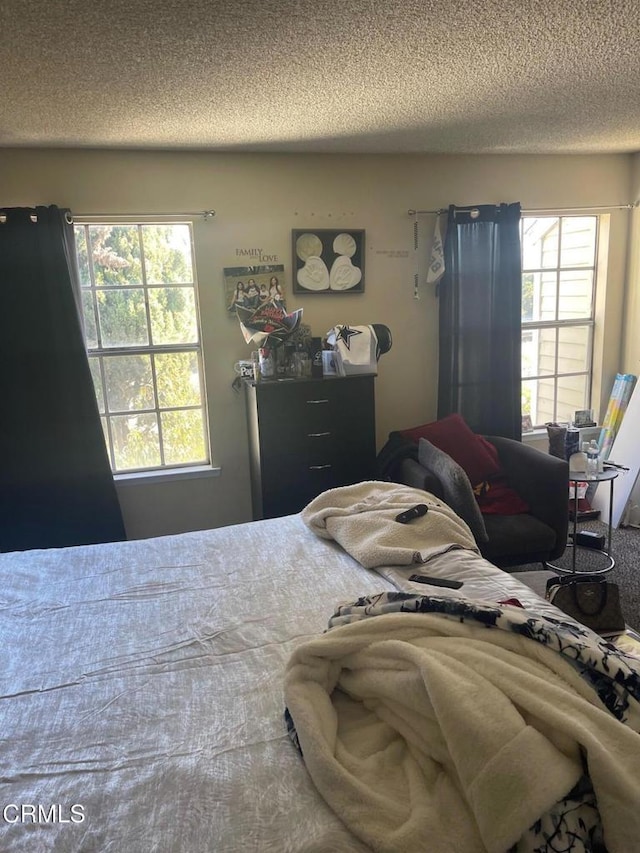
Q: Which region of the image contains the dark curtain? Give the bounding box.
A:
[0,205,126,551]
[437,202,522,440]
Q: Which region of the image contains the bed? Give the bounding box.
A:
[1,482,639,852]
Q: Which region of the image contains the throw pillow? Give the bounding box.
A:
[401,413,502,487]
[475,478,530,515]
[418,439,489,542]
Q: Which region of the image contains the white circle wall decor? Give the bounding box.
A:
[295,233,323,262]
[333,232,357,257]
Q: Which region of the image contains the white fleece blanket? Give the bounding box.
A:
[301,481,478,568]
[285,609,640,853]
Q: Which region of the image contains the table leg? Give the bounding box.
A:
[571,478,578,573]
[607,477,614,557]
[546,474,616,574]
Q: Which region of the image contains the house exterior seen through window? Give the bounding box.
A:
[74,222,209,473]
[521,215,598,428]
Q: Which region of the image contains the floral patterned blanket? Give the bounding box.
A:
[285,592,640,852]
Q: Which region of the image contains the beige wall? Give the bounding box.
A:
[622,153,640,374]
[0,149,633,538]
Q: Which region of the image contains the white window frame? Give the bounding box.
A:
[75,219,211,475]
[521,214,599,428]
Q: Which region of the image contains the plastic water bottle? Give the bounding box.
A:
[586,440,600,479]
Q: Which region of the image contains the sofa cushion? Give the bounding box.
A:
[418,439,489,543]
[481,514,556,560]
[400,413,501,487]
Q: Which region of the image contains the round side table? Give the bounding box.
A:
[546,468,618,575]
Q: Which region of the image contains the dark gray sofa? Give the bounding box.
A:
[396,435,569,570]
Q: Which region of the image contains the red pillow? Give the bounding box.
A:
[399,413,502,487]
[476,478,530,515]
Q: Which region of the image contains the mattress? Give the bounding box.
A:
[0,513,608,851]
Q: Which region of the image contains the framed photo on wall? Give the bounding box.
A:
[292,229,365,294]
[223,264,286,315]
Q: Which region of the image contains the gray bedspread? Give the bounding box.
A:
[0,513,624,852]
[0,517,384,852]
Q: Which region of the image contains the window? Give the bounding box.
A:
[520,215,598,428]
[74,222,209,473]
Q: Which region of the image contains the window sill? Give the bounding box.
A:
[522,429,549,452]
[522,428,547,443]
[115,465,221,486]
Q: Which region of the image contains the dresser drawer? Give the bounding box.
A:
[255,382,336,435]
[246,375,376,519]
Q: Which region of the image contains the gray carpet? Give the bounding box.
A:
[513,520,640,632]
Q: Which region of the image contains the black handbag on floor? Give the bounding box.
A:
[546,574,626,636]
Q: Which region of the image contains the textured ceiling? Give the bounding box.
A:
[2,0,640,154]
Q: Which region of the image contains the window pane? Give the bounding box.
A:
[155,352,201,408]
[76,219,208,473]
[537,327,557,376]
[161,410,207,465]
[521,214,598,431]
[522,376,557,426]
[97,289,148,347]
[82,291,98,348]
[557,326,591,374]
[521,378,534,420]
[104,355,154,412]
[74,226,91,287]
[88,225,142,285]
[100,416,110,451]
[524,271,557,322]
[522,273,534,321]
[89,357,105,412]
[522,328,556,377]
[556,374,589,424]
[559,217,597,267]
[557,270,594,320]
[521,217,559,269]
[142,224,193,283]
[148,287,198,345]
[111,413,161,470]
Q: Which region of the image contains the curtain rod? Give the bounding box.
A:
[72,209,216,220]
[408,203,638,216]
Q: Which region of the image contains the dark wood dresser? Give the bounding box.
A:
[245,374,376,519]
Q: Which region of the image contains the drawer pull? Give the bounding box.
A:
[309,464,332,470]
[308,431,331,437]
[306,399,329,404]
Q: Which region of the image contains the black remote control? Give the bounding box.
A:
[395,504,428,524]
[408,574,464,589]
